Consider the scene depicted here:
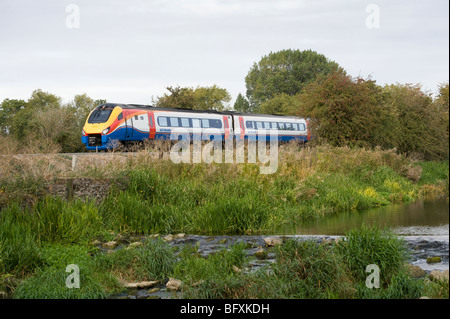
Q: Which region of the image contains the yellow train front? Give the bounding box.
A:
[81,103,144,151]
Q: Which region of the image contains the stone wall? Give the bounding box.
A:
[45,177,125,202]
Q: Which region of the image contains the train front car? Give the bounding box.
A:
[81,103,125,150]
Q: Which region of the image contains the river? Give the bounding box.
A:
[113,198,449,299]
[273,197,448,272]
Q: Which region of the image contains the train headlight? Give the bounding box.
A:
[82,129,86,136]
[102,127,110,135]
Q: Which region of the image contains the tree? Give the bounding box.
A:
[0,99,27,135]
[383,83,448,159]
[233,93,252,113]
[245,49,342,110]
[193,85,231,111]
[155,86,196,109]
[10,89,62,140]
[297,70,388,148]
[434,82,449,112]
[155,85,231,111]
[260,93,300,115]
[27,89,61,109]
[69,93,97,129]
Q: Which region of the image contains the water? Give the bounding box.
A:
[279,198,449,236]
[278,198,449,272]
[112,198,449,299]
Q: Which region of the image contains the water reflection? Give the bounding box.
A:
[280,198,449,236]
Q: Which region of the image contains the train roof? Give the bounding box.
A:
[97,103,304,119]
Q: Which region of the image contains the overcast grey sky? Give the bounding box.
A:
[0,0,448,106]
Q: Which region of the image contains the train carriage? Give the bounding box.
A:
[81,103,309,151]
[233,113,309,143]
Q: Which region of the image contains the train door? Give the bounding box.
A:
[239,116,245,140]
[123,110,134,140]
[148,111,156,139]
[223,115,230,140]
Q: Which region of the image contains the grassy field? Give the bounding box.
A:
[0,144,448,298]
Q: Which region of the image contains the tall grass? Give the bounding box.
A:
[34,196,102,244]
[182,227,422,299]
[0,203,41,275]
[335,226,410,286]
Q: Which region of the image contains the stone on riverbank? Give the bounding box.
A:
[255,246,268,259]
[163,234,173,242]
[124,281,159,289]
[166,278,182,291]
[405,264,426,278]
[264,237,282,247]
[429,269,449,283]
[102,241,117,249]
[126,241,143,250]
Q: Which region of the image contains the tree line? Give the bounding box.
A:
[0,49,448,159]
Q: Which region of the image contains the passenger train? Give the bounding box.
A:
[81,103,310,151]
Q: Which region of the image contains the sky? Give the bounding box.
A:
[0,0,448,106]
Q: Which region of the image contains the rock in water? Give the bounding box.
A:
[426,256,442,264]
[124,281,159,289]
[254,247,268,259]
[102,241,117,249]
[264,237,282,247]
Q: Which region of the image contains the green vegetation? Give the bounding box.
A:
[0,145,448,299]
[153,85,232,111]
[4,226,447,299]
[181,228,438,299]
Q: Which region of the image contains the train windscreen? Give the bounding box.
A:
[88,108,113,123]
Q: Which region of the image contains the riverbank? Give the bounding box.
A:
[0,145,448,298]
[2,228,448,299]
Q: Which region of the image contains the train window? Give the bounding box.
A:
[210,119,222,129]
[271,122,277,130]
[285,123,292,130]
[299,123,306,131]
[202,119,210,128]
[140,116,144,120]
[118,112,123,121]
[246,121,253,129]
[134,116,138,120]
[88,108,113,124]
[192,119,201,128]
[158,116,168,127]
[181,118,190,127]
[293,123,298,130]
[256,121,263,129]
[278,122,285,130]
[170,117,179,127]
